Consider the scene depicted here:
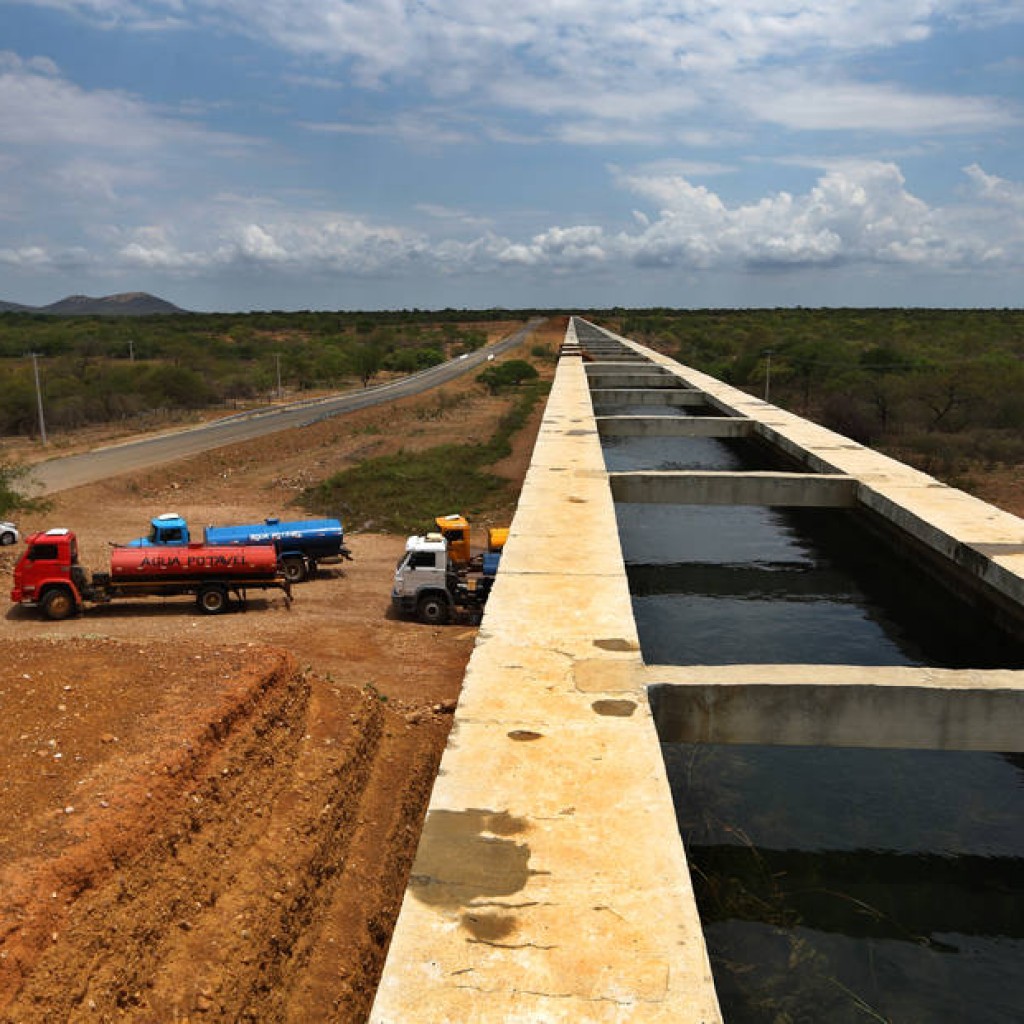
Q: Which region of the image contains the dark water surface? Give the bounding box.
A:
[615,503,1024,669]
[666,743,1024,1023]
[601,435,790,473]
[612,493,1024,1020]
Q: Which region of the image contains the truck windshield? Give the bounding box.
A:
[152,525,184,542]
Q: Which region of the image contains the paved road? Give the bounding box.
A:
[28,320,542,495]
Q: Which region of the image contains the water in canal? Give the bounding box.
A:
[601,435,792,473]
[616,502,1023,669]
[593,402,705,417]
[665,742,1024,1023]
[607,437,1024,1021]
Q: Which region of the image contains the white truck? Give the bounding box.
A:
[391,533,499,625]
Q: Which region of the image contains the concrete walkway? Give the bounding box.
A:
[371,325,721,1022]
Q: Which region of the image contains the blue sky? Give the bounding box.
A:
[1,1,1021,311]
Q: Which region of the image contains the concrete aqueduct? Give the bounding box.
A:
[371,317,1024,1022]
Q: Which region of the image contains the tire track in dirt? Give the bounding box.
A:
[1,646,441,1023]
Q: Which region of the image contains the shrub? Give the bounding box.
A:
[477,359,539,394]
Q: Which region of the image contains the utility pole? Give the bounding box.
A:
[30,352,48,444]
[763,349,774,403]
[128,338,134,362]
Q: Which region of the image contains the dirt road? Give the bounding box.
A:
[0,318,563,1022]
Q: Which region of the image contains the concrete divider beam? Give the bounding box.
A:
[598,416,754,438]
[609,470,857,507]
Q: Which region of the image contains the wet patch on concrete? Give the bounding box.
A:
[460,912,518,943]
[592,699,637,717]
[409,808,539,907]
[594,638,636,652]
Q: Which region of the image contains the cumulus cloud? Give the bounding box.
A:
[13,161,1015,282]
[113,205,430,275]
[611,161,1021,270]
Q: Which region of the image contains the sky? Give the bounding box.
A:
[0,1,1022,312]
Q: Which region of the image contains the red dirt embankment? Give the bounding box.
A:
[0,317,566,1022]
[1,638,443,1021]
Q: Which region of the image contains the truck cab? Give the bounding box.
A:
[392,534,453,623]
[434,513,508,569]
[392,533,497,625]
[10,528,86,619]
[132,512,190,546]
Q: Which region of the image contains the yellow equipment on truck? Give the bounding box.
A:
[433,514,508,570]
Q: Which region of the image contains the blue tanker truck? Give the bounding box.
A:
[129,512,351,583]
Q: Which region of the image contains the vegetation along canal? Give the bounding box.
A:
[607,431,1024,1022]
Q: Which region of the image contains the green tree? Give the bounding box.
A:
[350,342,384,387]
[477,360,539,394]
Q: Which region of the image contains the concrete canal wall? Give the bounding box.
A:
[372,316,1024,1021]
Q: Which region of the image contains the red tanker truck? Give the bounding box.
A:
[10,528,291,619]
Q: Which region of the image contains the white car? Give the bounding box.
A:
[0,521,19,546]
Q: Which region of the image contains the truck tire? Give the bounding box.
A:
[197,585,229,615]
[41,587,76,621]
[0,530,14,545]
[417,593,451,626]
[281,556,307,584]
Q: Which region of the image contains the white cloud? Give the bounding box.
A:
[0,51,161,148]
[20,161,1013,283]
[114,206,430,275]
[617,159,738,179]
[741,73,1018,133]
[2,2,1022,302]
[0,245,54,268]
[302,114,472,147]
[13,1,1021,142]
[963,163,1024,212]
[496,225,608,268]
[9,0,185,28]
[414,203,493,230]
[612,161,1023,270]
[0,49,261,251]
[0,50,249,152]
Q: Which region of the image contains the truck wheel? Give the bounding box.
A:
[417,594,450,626]
[197,585,229,615]
[41,588,75,621]
[281,557,307,584]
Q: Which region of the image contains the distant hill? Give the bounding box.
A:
[0,292,188,316]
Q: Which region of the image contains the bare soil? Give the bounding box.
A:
[0,318,566,1022]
